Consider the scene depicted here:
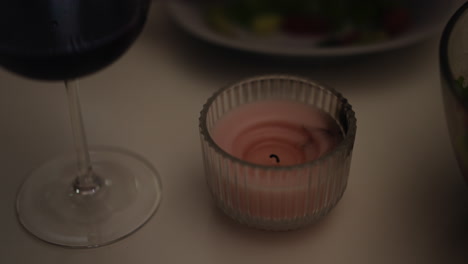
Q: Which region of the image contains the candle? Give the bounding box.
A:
[211,100,342,166]
[211,100,343,222]
[199,75,356,230]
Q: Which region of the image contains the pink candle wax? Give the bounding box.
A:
[210,100,343,220]
[212,100,342,166]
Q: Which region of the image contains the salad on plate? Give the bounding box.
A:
[203,0,412,47]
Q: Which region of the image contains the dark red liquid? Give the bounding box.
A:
[0,0,150,80]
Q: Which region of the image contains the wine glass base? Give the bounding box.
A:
[16,147,162,248]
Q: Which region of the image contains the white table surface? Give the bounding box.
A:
[1,2,468,263]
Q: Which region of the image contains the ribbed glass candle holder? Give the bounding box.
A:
[199,75,357,230]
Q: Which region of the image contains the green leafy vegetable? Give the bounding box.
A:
[455,76,468,100]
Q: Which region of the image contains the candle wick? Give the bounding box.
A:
[269,154,280,163]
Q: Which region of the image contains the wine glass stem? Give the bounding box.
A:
[65,80,101,195]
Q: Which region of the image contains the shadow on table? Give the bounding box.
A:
[400,154,468,261]
[440,181,468,261]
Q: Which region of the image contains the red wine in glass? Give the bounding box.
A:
[0,0,150,80]
[0,0,162,248]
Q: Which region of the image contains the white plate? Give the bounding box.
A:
[166,0,457,57]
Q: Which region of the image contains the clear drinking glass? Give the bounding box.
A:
[199,75,357,230]
[0,0,162,248]
[440,1,468,181]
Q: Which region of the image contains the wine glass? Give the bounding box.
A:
[0,0,161,248]
[440,1,468,182]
